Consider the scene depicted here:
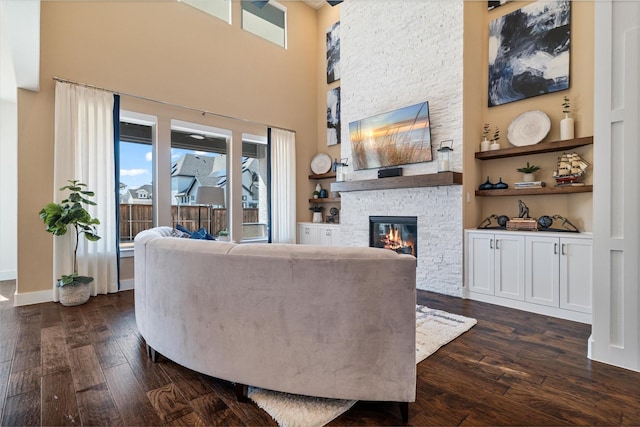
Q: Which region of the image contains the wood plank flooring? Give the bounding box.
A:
[2,279,640,426]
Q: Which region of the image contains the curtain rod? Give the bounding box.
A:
[52,76,295,133]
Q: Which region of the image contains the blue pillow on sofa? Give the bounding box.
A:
[175,224,216,240]
[190,227,216,240]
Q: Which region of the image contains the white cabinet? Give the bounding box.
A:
[467,231,525,301]
[525,235,592,314]
[466,229,592,323]
[559,237,592,313]
[297,223,341,246]
[525,235,560,307]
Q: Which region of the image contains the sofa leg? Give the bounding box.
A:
[235,383,249,402]
[149,347,159,363]
[398,402,409,423]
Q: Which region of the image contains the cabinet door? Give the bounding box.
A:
[560,237,592,313]
[319,227,333,246]
[494,233,525,301]
[298,224,319,245]
[525,236,560,307]
[466,232,495,295]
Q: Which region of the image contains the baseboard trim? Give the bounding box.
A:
[14,289,53,307]
[14,282,133,306]
[120,279,135,291]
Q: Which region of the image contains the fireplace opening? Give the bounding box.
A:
[369,216,417,257]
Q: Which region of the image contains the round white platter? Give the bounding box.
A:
[507,110,551,147]
[310,153,332,174]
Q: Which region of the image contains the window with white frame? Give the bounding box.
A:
[180,0,231,24]
[241,1,287,48]
[119,114,156,246]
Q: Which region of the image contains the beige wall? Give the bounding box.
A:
[18,1,318,294]
[463,1,594,231]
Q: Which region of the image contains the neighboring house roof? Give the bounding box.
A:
[126,184,153,200]
[171,153,219,177]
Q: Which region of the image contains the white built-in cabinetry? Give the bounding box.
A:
[297,223,341,246]
[465,229,592,323]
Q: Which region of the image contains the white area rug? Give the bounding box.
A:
[248,305,477,427]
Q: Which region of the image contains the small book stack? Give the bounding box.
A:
[555,182,585,187]
[506,218,538,231]
[514,181,546,189]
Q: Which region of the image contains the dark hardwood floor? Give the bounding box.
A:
[2,279,639,426]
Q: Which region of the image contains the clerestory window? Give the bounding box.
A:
[241,1,287,48]
[180,0,231,24]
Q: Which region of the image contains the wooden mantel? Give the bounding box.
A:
[331,172,462,193]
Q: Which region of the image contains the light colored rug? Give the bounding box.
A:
[248,305,477,427]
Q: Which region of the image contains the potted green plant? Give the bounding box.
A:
[39,180,101,306]
[310,205,324,223]
[516,162,541,182]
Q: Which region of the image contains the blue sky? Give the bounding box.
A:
[119,141,211,192]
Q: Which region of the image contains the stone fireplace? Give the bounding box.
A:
[335,175,463,297]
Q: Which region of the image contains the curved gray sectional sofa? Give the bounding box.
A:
[134,227,417,418]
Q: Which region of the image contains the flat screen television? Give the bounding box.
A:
[348,101,432,171]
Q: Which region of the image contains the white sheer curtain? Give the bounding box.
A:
[53,81,118,300]
[270,128,297,243]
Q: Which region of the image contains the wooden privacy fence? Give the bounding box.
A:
[119,204,259,242]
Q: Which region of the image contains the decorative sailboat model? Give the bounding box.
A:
[553,152,590,186]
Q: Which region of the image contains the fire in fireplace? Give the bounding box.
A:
[369,216,417,257]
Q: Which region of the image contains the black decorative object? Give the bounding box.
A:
[538,215,580,232]
[479,176,495,190]
[518,199,530,218]
[538,215,553,229]
[478,214,509,229]
[378,167,403,178]
[493,177,509,189]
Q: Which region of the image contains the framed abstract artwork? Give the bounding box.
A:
[327,87,341,146]
[488,0,511,10]
[488,0,570,107]
[348,101,432,170]
[326,21,340,83]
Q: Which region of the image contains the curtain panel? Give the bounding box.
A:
[270,128,297,243]
[53,82,118,300]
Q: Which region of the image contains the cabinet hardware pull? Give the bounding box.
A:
[495,239,500,250]
[561,243,566,255]
[490,239,493,249]
[554,243,558,254]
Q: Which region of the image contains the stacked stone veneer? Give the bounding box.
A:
[340,187,463,295]
[337,0,464,296]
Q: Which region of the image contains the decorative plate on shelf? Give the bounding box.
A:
[310,153,332,174]
[507,110,551,147]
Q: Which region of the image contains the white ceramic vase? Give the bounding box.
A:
[489,141,501,151]
[560,113,574,140]
[480,139,490,152]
